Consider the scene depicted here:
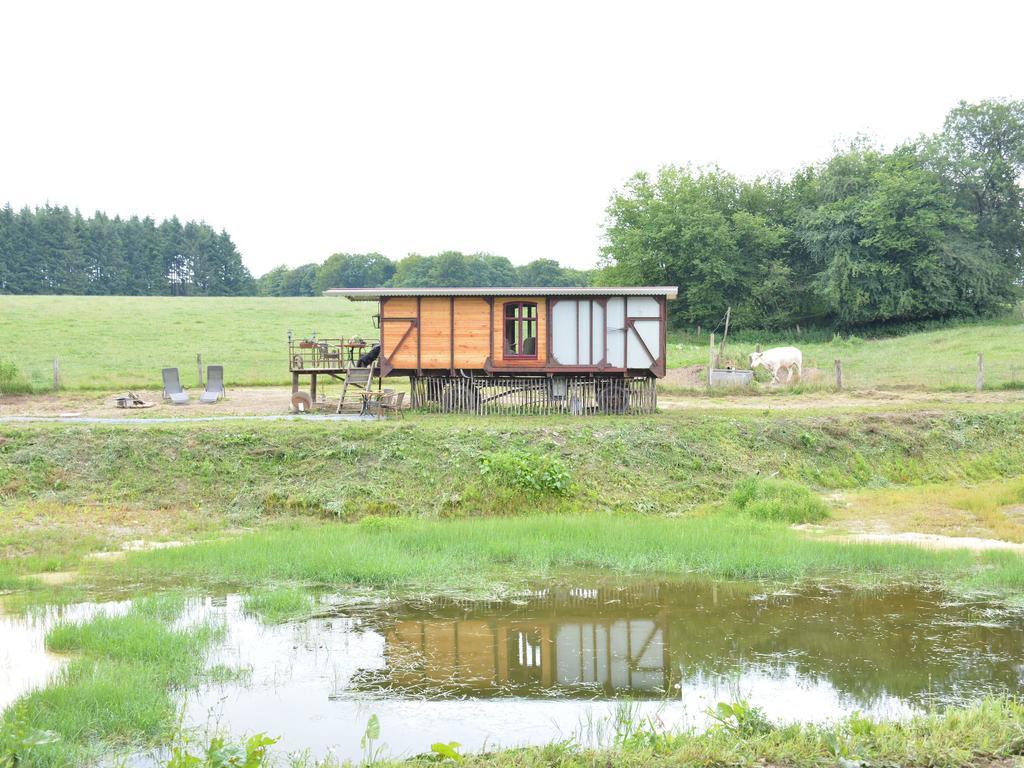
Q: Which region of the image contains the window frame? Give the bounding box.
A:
[503,301,539,360]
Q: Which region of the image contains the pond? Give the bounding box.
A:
[3,580,1024,762]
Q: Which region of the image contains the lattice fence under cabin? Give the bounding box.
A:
[409,375,657,415]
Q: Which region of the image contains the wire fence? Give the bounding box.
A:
[6,351,1024,396]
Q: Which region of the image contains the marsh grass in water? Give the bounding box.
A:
[106,512,1024,598]
[722,477,830,524]
[242,586,316,623]
[0,595,226,768]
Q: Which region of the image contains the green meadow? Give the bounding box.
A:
[1,295,1023,391]
[0,295,374,391]
[665,313,1024,390]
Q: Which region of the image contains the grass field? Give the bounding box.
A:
[0,296,375,391]
[2,295,1024,392]
[666,314,1024,390]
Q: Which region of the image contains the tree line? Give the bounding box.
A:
[4,99,1021,333]
[256,251,593,296]
[599,99,1024,329]
[0,205,254,295]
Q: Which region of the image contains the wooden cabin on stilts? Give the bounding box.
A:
[324,287,678,415]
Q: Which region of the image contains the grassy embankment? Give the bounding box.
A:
[1,295,1023,392]
[3,408,1024,595]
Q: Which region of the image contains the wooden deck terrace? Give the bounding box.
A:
[288,338,381,402]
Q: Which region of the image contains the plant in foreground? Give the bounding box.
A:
[165,733,278,768]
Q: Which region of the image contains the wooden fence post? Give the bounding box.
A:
[197,353,204,388]
[52,358,60,391]
[708,332,715,387]
[834,358,842,390]
[755,343,761,353]
[976,353,984,392]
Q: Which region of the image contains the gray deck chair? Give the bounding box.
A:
[200,365,225,403]
[161,368,189,404]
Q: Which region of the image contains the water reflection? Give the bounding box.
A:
[347,582,1024,705]
[4,581,1024,764]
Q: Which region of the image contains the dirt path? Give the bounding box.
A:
[2,381,1023,420]
[659,387,1024,411]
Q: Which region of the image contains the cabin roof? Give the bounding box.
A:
[325,286,679,301]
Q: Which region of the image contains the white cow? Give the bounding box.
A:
[749,346,803,384]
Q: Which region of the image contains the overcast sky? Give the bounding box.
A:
[1,1,1020,276]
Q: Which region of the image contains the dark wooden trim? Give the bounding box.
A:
[501,300,540,360]
[449,296,455,374]
[588,300,593,366]
[488,297,494,363]
[379,297,386,370]
[657,295,667,377]
[479,362,632,376]
[416,296,422,375]
[623,297,629,370]
[545,297,552,364]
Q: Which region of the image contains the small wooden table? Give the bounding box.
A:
[344,342,368,366]
[359,391,385,417]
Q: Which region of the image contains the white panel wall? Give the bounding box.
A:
[550,296,661,370]
[624,296,661,368]
[591,301,605,364]
[605,297,625,367]
[552,300,601,365]
[551,300,578,365]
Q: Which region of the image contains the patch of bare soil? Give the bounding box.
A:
[3,372,1024,418]
[0,387,303,418]
[844,532,1024,553]
[659,385,1024,411]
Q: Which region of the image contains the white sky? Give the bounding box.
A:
[1,1,1020,276]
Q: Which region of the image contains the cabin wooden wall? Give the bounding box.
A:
[381,297,419,370]
[381,296,492,371]
[454,298,490,367]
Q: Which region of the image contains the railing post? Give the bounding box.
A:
[52,358,60,391]
[708,332,715,387]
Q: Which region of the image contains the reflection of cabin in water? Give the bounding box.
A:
[324,287,678,414]
[352,585,670,697]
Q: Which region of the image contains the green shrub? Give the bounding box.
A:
[724,477,830,524]
[479,449,572,496]
[0,361,33,395]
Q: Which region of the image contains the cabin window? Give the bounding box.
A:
[504,301,538,359]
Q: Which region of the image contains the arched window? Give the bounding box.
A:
[504,301,538,359]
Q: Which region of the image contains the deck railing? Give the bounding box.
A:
[288,338,379,372]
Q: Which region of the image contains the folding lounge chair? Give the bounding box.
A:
[200,365,225,403]
[162,368,189,404]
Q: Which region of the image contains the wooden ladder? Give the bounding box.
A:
[336,367,376,413]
